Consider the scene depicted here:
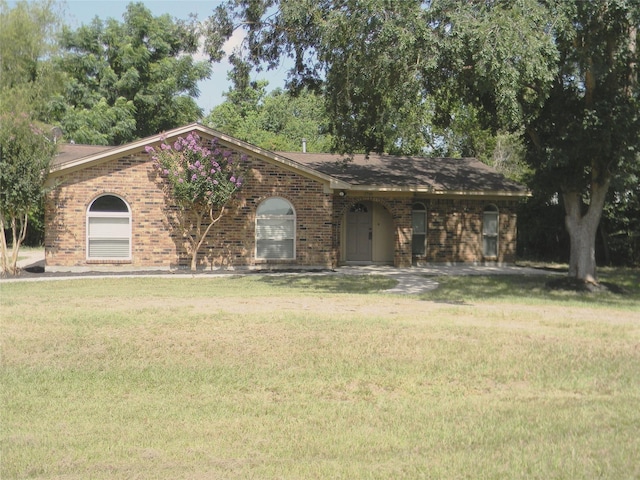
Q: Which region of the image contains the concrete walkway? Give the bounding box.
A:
[6,249,556,294]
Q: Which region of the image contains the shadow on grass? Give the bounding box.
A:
[256,274,397,294]
[418,269,640,307]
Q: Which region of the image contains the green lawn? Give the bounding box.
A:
[1,272,639,479]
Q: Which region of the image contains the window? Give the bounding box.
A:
[87,195,131,260]
[256,197,295,259]
[412,203,427,256]
[483,205,499,258]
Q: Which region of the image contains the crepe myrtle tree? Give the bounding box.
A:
[146,132,245,271]
[0,112,57,275]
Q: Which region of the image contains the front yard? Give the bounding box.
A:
[1,272,639,479]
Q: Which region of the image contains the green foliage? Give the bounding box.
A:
[0,113,57,273]
[525,1,639,195]
[207,85,333,152]
[206,0,431,154]
[51,2,211,145]
[147,132,245,208]
[146,132,246,270]
[205,0,639,272]
[0,0,64,117]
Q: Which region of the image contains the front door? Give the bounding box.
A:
[346,202,372,262]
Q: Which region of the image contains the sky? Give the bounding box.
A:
[58,0,291,114]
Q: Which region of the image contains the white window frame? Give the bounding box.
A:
[482,204,499,258]
[412,202,427,256]
[255,197,296,260]
[86,195,132,261]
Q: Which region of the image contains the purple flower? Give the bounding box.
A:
[194,160,201,168]
[223,150,232,158]
[161,143,171,150]
[178,178,184,183]
[174,141,182,151]
[230,176,236,183]
[163,169,169,175]
[145,146,155,154]
[191,174,198,181]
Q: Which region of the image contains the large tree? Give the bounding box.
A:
[206,55,332,152]
[522,1,639,282]
[0,0,64,117]
[206,0,639,282]
[50,2,211,145]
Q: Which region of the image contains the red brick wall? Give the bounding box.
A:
[418,198,518,264]
[45,143,519,270]
[45,147,336,270]
[331,196,519,267]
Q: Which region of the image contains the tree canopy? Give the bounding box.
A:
[206,57,332,152]
[0,113,57,274]
[0,0,64,117]
[205,0,639,280]
[49,2,211,145]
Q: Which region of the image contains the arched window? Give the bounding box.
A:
[256,197,295,259]
[412,202,427,256]
[87,195,131,260]
[483,205,499,258]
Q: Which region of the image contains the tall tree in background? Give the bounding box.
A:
[0,0,64,117]
[206,0,639,283]
[50,2,211,145]
[206,54,332,152]
[204,0,432,154]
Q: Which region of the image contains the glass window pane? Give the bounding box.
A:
[90,195,129,212]
[88,217,129,237]
[257,198,294,216]
[256,218,294,240]
[483,237,497,257]
[257,239,294,259]
[483,213,498,235]
[256,198,295,259]
[412,212,426,234]
[412,234,426,256]
[89,239,129,258]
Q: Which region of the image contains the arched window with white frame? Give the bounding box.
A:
[483,204,499,258]
[87,194,131,260]
[255,197,295,260]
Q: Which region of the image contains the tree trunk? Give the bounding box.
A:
[563,177,610,284]
[189,205,226,271]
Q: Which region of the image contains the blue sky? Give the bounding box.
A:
[58,1,291,113]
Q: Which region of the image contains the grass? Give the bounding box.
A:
[1,272,639,479]
[417,268,640,308]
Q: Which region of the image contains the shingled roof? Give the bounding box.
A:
[281,152,528,195]
[49,123,528,197]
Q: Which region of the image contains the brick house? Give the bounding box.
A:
[44,123,528,272]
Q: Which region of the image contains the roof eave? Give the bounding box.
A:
[47,123,352,189]
[345,185,531,197]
